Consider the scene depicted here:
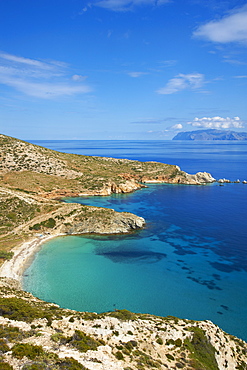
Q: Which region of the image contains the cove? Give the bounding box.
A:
[23,182,247,342]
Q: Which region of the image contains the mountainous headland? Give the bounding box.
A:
[0,133,246,370]
[173,129,247,141]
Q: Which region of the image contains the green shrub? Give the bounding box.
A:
[166,353,174,361]
[184,327,219,370]
[156,337,163,345]
[0,324,25,342]
[115,351,124,360]
[0,338,10,353]
[0,297,44,322]
[0,362,14,370]
[42,218,56,228]
[0,251,14,260]
[22,363,46,370]
[57,357,88,369]
[12,343,45,359]
[50,333,67,343]
[29,223,41,230]
[67,330,105,352]
[124,340,137,351]
[29,218,56,231]
[109,309,136,321]
[175,338,182,347]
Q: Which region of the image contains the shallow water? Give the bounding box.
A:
[24,140,247,341]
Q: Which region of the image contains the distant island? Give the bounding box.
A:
[173,129,247,141]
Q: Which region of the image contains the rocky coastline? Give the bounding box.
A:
[0,134,246,369]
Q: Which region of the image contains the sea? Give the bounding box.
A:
[23,140,247,341]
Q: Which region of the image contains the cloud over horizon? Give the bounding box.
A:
[157,73,204,94]
[187,116,244,129]
[0,52,91,99]
[193,5,247,44]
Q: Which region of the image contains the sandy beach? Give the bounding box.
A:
[0,233,63,284]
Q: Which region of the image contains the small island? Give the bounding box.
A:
[173,129,247,141]
[0,134,246,370]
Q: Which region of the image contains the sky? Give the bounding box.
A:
[0,0,247,140]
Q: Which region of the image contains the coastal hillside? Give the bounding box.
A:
[173,129,247,141]
[0,278,246,370]
[0,133,214,258]
[0,134,215,199]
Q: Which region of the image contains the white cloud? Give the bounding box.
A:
[127,71,147,78]
[171,123,183,130]
[0,52,53,69]
[71,74,87,81]
[187,116,244,129]
[88,0,170,12]
[0,52,92,99]
[157,73,204,94]
[193,5,247,44]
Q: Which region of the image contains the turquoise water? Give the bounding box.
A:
[24,141,247,341]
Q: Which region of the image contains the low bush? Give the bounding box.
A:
[12,343,45,359]
[66,330,105,352]
[0,362,14,370]
[109,309,136,321]
[184,326,218,370]
[0,251,14,260]
[0,338,10,353]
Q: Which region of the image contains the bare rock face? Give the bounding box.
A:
[78,180,144,196]
[183,171,216,184]
[141,171,216,185]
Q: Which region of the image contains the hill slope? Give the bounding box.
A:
[0,134,215,199]
[0,278,246,370]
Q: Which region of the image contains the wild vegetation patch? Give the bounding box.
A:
[184,326,219,370]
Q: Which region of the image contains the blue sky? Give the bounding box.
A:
[0,0,247,139]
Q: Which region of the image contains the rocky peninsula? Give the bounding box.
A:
[0,134,246,370]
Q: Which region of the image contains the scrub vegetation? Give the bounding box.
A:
[0,282,246,369]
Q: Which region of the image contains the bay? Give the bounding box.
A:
[23,140,247,341]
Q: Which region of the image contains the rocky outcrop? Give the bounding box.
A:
[16,201,145,237]
[79,179,145,196]
[182,171,216,184]
[140,171,216,185]
[59,207,145,235]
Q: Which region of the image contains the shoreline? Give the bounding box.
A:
[0,233,63,285]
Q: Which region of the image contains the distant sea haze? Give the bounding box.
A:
[24,140,247,341]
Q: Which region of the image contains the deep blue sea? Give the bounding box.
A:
[23,140,247,341]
